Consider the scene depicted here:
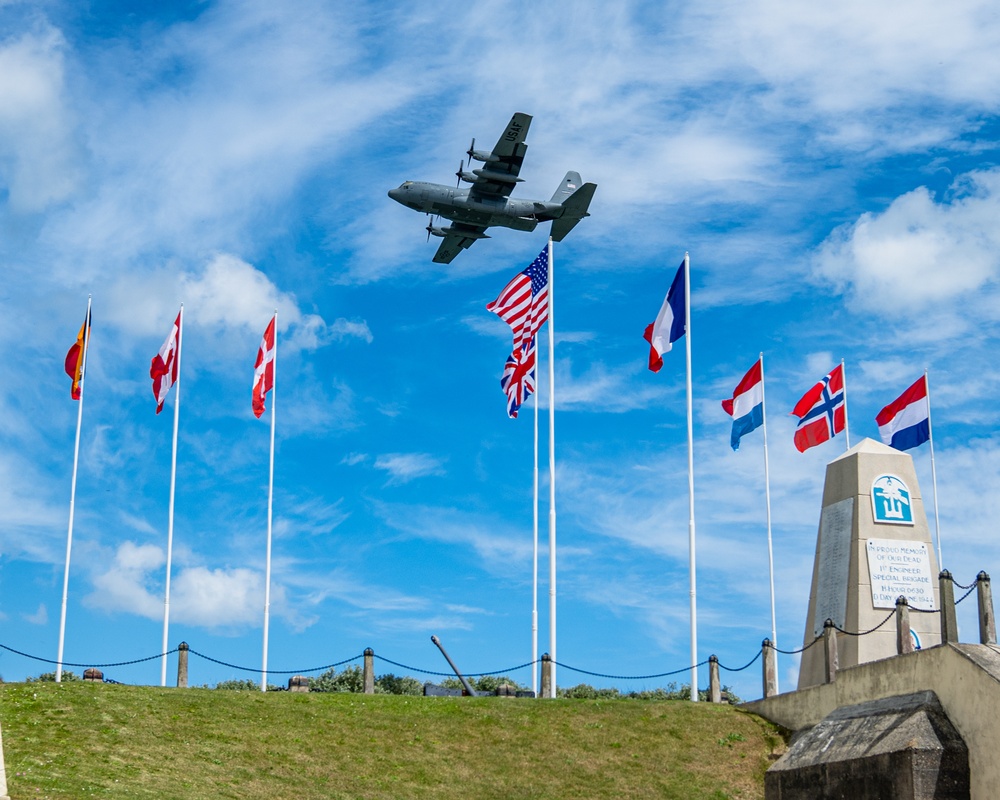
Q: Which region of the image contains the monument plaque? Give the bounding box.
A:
[866,538,936,610]
[812,497,854,637]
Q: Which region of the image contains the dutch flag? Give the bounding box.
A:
[876,376,930,452]
[722,358,764,451]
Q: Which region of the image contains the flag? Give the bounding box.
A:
[791,363,845,452]
[643,259,686,372]
[876,376,930,451]
[150,311,181,414]
[501,338,536,419]
[252,315,276,419]
[64,310,91,400]
[721,358,764,451]
[486,246,549,355]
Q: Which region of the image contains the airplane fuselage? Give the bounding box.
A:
[388,181,563,232]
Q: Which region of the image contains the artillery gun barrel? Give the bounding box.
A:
[430,635,478,697]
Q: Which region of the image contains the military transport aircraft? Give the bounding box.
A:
[388,112,597,263]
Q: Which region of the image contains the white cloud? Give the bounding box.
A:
[0,25,80,211]
[99,253,367,369]
[22,603,47,625]
[725,0,1000,118]
[546,360,672,413]
[373,453,446,485]
[84,540,290,630]
[87,542,164,620]
[813,170,1000,314]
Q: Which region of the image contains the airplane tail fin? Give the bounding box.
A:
[550,179,597,242]
[550,171,584,203]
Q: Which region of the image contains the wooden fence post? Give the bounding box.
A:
[823,619,838,684]
[540,653,552,699]
[363,648,375,694]
[708,655,721,703]
[762,640,777,699]
[978,571,996,645]
[939,571,959,644]
[176,642,189,688]
[895,596,913,654]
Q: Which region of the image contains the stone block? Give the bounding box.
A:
[766,691,969,799]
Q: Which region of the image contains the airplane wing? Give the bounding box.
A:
[432,222,490,264]
[468,112,532,202]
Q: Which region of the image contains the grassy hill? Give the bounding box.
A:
[0,682,785,799]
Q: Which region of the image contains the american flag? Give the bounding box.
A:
[500,337,536,418]
[486,246,549,355]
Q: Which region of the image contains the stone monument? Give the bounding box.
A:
[798,438,941,689]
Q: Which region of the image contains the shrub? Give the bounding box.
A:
[311,665,364,693]
[375,673,423,696]
[215,679,280,691]
[555,682,742,704]
[27,671,80,682]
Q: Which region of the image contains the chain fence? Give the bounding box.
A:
[1,572,987,689]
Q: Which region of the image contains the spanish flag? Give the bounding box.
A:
[64,310,91,400]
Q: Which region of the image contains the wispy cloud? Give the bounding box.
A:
[373,453,447,485]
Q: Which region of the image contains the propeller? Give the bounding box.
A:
[466,138,476,167]
[455,161,464,188]
[426,213,438,242]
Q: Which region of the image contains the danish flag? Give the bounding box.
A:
[252,315,276,419]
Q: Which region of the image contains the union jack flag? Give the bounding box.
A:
[500,337,536,418]
[486,246,549,355]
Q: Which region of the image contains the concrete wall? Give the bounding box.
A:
[745,643,1000,800]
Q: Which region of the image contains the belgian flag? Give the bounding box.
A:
[64,309,91,400]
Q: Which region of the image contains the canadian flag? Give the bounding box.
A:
[150,310,182,414]
[252,315,276,419]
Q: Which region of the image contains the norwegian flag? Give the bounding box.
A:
[486,246,549,355]
[500,337,537,419]
[252,315,276,419]
[791,363,846,452]
[150,310,182,414]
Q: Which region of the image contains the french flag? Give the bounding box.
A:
[643,259,686,373]
[721,358,764,451]
[876,376,930,451]
[791,363,846,453]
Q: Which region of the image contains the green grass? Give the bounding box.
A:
[1,682,785,799]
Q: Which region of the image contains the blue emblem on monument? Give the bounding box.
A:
[871,474,913,525]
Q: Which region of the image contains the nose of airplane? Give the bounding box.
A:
[388,185,404,202]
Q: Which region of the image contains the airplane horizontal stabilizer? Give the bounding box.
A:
[550,182,597,242]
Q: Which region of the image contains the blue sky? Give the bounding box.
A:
[2,0,1000,700]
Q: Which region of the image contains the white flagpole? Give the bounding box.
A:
[57,295,91,683]
[546,238,557,698]
[161,305,183,687]
[532,341,540,697]
[683,252,698,702]
[262,311,277,693]
[925,370,943,567]
[760,353,777,691]
[841,358,850,450]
